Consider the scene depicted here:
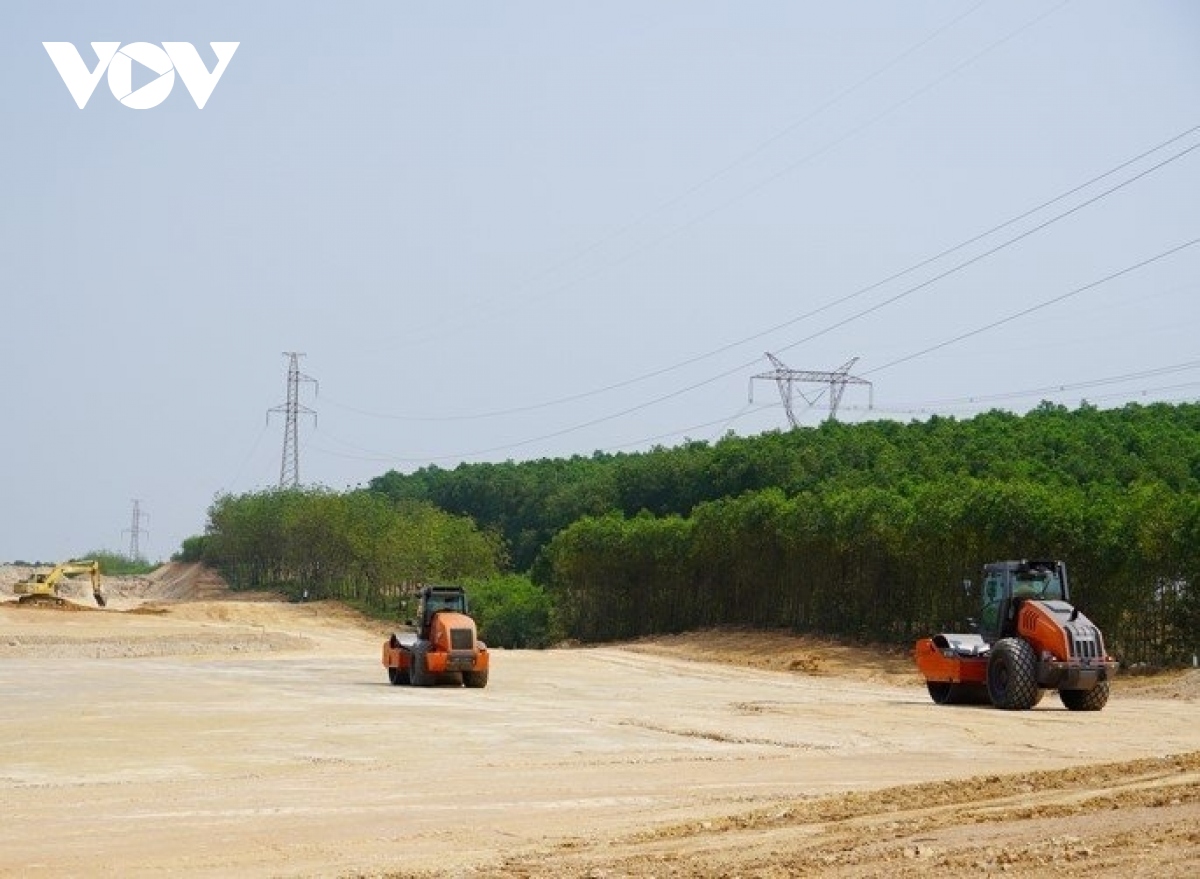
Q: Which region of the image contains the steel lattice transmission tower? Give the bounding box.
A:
[267,352,318,488]
[123,499,149,562]
[750,352,873,427]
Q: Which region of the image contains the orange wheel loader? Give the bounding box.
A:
[915,560,1117,710]
[381,584,489,688]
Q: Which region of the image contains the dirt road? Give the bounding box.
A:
[1,564,1197,877]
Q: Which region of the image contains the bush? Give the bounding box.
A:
[175,535,208,562]
[81,551,157,576]
[464,574,557,649]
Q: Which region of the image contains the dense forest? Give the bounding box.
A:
[189,402,1200,663]
[368,402,1200,664]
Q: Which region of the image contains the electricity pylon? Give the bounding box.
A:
[267,352,318,488]
[750,352,872,427]
[123,499,149,562]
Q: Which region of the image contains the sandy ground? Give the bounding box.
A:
[1,563,1197,878]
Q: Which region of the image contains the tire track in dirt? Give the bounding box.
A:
[455,753,1200,878]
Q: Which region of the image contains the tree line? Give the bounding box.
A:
[185,488,504,617]
[369,402,1200,664]
[185,488,556,647]
[536,478,1200,664]
[182,403,1200,662]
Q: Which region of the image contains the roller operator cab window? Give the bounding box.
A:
[1013,569,1064,600]
[423,593,465,615]
[980,575,1003,632]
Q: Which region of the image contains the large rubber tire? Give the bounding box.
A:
[986,638,1040,710]
[463,669,489,689]
[409,649,432,687]
[387,665,410,686]
[1060,680,1110,711]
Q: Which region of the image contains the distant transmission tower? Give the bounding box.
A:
[750,352,873,427]
[123,499,149,561]
[267,352,318,488]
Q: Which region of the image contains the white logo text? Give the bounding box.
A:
[43,41,239,109]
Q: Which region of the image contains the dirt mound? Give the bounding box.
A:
[103,561,255,606]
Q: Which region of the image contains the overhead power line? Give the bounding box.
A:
[377,0,1002,354]
[311,359,1200,467]
[580,371,1200,452]
[915,357,1200,407]
[768,140,1200,364]
[611,363,1200,447]
[323,234,1200,465]
[865,236,1200,376]
[325,120,1200,425]
[421,158,1200,458]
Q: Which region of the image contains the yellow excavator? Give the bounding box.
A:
[13,560,106,607]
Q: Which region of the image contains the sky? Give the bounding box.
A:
[2,1,1199,563]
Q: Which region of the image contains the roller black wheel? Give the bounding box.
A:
[926,681,955,704]
[463,669,489,689]
[987,638,1040,710]
[409,649,432,687]
[387,665,409,686]
[926,681,990,705]
[1060,681,1109,711]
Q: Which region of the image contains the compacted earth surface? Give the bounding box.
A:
[1,563,1197,878]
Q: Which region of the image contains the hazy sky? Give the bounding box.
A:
[3,1,1199,562]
